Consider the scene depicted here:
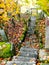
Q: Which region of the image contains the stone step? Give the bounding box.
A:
[24,41,38,47]
[19,51,37,56]
[18,51,37,58]
[20,47,38,53]
[12,56,36,62]
[6,61,36,65]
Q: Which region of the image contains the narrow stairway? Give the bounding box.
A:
[6,16,39,65]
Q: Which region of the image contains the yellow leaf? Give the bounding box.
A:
[5,0,12,3]
[2,12,9,21]
[0,3,5,8]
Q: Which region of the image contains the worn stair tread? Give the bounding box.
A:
[20,47,38,51]
[6,61,36,65]
[12,56,36,62]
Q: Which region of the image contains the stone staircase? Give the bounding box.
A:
[6,47,38,65]
[6,16,39,65]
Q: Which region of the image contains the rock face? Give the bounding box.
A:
[0,29,8,41]
[45,26,49,48]
[45,17,49,48]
